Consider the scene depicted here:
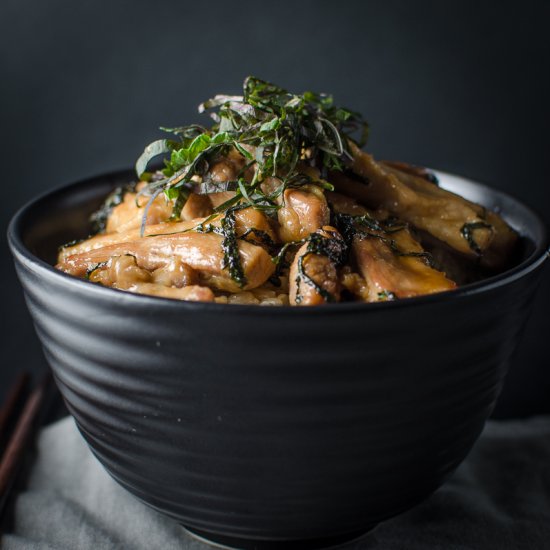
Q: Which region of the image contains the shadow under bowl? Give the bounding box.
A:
[7,169,549,549]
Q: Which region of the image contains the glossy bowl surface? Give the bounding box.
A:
[8,169,549,548]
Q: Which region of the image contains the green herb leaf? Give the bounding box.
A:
[135,140,171,177]
[127,76,371,287]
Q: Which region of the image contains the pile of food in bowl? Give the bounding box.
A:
[10,76,548,549]
[56,77,519,305]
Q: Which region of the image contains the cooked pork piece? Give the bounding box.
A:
[338,141,517,268]
[376,166,519,277]
[352,230,456,300]
[88,255,213,301]
[60,205,276,261]
[289,226,345,305]
[106,188,173,234]
[208,159,239,183]
[58,232,275,292]
[151,257,199,288]
[381,160,439,184]
[127,283,215,301]
[277,186,330,242]
[59,218,206,261]
[180,193,213,221]
[207,191,237,209]
[326,191,368,216]
[233,207,277,245]
[328,190,456,299]
[88,254,152,288]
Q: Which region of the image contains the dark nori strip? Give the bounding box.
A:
[295,229,347,304]
[219,208,247,288]
[461,221,493,255]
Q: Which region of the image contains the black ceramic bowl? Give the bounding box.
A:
[8,169,549,549]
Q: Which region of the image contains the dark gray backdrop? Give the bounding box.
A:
[1,0,548,415]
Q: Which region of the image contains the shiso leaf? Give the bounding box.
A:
[135,139,171,178]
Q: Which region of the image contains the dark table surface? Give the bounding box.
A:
[1,0,549,417]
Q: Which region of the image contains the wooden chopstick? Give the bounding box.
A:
[0,375,50,522]
[0,373,30,447]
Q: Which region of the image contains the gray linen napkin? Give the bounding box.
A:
[1,416,550,550]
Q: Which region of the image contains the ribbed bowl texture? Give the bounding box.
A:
[8,169,549,549]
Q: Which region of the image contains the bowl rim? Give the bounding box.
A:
[7,167,550,315]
